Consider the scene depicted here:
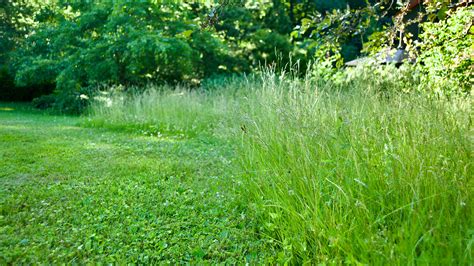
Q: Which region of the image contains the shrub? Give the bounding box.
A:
[32,88,92,114]
[249,30,293,68]
[0,65,54,101]
[0,66,16,100]
[31,94,56,109]
[415,5,473,95]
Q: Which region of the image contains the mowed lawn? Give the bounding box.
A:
[0,104,264,263]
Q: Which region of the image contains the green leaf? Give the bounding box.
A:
[181,30,193,38]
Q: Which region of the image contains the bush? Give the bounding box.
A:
[415,5,473,95]
[32,87,92,114]
[249,30,293,68]
[0,66,16,100]
[0,65,54,101]
[31,94,56,109]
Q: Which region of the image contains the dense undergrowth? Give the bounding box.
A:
[86,67,473,264]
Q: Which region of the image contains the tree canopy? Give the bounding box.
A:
[1,0,471,111]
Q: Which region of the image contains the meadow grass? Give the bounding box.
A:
[87,69,473,264]
[84,81,248,139]
[2,69,471,263]
[237,72,472,264]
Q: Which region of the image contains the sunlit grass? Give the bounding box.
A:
[7,68,470,263]
[84,84,243,139]
[0,105,266,264]
[87,69,472,264]
[236,72,472,264]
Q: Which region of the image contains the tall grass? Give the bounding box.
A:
[86,83,242,138]
[238,70,472,264]
[87,68,473,264]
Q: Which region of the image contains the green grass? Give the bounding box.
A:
[237,74,473,264]
[0,103,267,263]
[1,69,472,264]
[86,70,473,264]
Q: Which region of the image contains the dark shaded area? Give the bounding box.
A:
[0,67,54,101]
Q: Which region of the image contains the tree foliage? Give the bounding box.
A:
[0,0,471,111]
[416,5,473,94]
